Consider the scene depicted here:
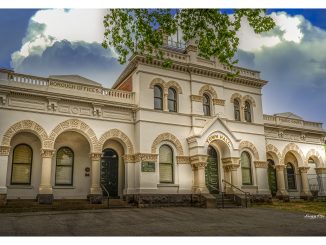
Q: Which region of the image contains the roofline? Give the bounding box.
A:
[112,54,268,89]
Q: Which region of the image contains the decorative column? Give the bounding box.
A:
[163,91,168,112]
[222,165,232,193]
[38,149,55,204]
[191,164,198,193]
[122,154,135,195]
[0,146,10,206]
[315,167,326,197]
[254,161,271,195]
[240,103,245,122]
[222,157,240,193]
[89,152,102,204]
[197,162,208,193]
[299,166,312,199]
[275,164,288,199]
[230,164,240,189]
[190,155,208,194]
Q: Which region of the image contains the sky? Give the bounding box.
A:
[0,9,326,125]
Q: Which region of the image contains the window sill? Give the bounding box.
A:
[287,189,298,192]
[157,184,179,188]
[53,186,75,189]
[8,185,33,189]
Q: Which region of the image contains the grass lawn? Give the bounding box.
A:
[254,199,326,215]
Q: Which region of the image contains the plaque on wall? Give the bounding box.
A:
[141,162,155,172]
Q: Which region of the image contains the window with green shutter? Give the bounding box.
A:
[286,163,296,190]
[55,147,74,185]
[11,144,33,185]
[154,85,163,110]
[159,144,173,183]
[241,151,252,185]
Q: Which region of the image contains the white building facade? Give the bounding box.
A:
[0,42,325,206]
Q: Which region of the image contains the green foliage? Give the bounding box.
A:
[102,9,275,69]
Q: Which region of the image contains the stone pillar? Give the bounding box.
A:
[163,91,168,112]
[275,164,288,199]
[190,155,208,194]
[185,39,198,63]
[299,167,312,199]
[315,167,326,197]
[191,164,198,193]
[38,149,55,204]
[254,161,271,195]
[240,103,245,122]
[122,154,135,195]
[230,164,240,189]
[197,162,208,193]
[0,146,10,206]
[222,157,240,193]
[89,152,103,204]
[222,165,232,193]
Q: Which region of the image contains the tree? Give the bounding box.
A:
[102,9,275,70]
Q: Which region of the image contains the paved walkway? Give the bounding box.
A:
[0,207,325,236]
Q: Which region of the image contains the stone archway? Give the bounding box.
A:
[239,140,259,161]
[1,120,48,149]
[266,144,282,165]
[149,78,165,89]
[282,143,306,166]
[306,149,323,168]
[98,129,134,155]
[242,95,256,107]
[151,133,184,155]
[230,93,242,103]
[199,84,218,99]
[46,119,98,152]
[165,81,183,94]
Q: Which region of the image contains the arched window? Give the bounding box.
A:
[203,93,211,116]
[159,144,173,183]
[11,144,33,185]
[154,85,163,110]
[244,101,252,122]
[234,99,241,121]
[168,88,177,112]
[286,163,296,189]
[241,151,252,185]
[55,147,74,185]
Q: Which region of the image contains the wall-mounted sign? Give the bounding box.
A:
[141,162,155,172]
[207,134,231,148]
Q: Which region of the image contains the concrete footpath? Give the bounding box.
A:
[0,207,325,236]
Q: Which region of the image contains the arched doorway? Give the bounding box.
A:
[101,148,119,198]
[205,145,220,194]
[267,159,277,196]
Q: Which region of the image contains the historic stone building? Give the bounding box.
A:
[0,40,325,206]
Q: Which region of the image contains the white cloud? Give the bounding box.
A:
[31,9,107,43]
[237,19,281,52]
[270,12,303,43]
[237,12,326,123]
[11,9,112,68]
[238,11,304,52]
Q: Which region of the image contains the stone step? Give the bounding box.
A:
[211,194,242,208]
[103,198,135,208]
[3,199,109,213]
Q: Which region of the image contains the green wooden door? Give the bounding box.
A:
[101,149,119,198]
[205,146,219,194]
